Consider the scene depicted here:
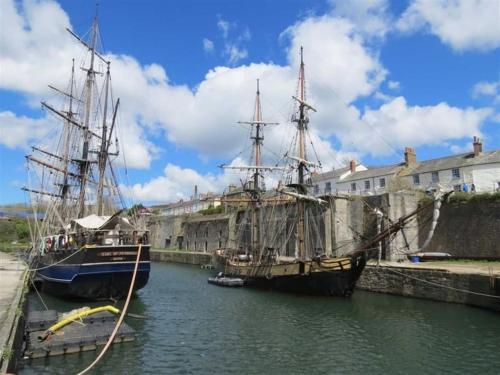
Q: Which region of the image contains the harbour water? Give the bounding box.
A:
[21,262,500,374]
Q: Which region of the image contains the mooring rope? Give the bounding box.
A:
[76,243,143,375]
[383,266,500,300]
[30,278,49,311]
[26,246,86,272]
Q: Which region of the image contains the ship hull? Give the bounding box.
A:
[33,245,150,300]
[214,254,366,297]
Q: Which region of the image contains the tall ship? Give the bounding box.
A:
[215,48,438,296]
[24,15,150,300]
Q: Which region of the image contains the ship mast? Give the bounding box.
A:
[292,47,317,261]
[249,80,263,260]
[96,62,111,216]
[60,59,76,217]
[223,80,279,261]
[77,15,98,218]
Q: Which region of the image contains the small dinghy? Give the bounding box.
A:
[208,272,244,287]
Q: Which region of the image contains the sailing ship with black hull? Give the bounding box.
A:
[214,48,438,296]
[24,15,150,300]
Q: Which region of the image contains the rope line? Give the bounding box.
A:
[30,278,49,311]
[27,247,86,272]
[77,243,142,375]
[382,266,500,300]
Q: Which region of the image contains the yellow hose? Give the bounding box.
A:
[40,305,120,340]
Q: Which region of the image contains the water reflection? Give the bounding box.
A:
[21,262,500,375]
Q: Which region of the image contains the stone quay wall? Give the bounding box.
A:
[357,265,500,312]
[150,249,212,265]
[418,200,500,259]
[148,191,500,261]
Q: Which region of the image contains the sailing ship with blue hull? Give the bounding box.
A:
[24,15,150,300]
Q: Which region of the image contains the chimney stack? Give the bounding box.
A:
[404,147,416,167]
[349,160,356,173]
[473,136,482,156]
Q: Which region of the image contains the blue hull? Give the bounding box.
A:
[34,245,151,300]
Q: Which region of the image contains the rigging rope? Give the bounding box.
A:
[26,247,86,272]
[76,244,143,375]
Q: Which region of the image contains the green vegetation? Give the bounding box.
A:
[198,205,225,216]
[448,191,500,204]
[419,191,500,206]
[0,217,31,252]
[127,203,146,216]
[1,346,13,362]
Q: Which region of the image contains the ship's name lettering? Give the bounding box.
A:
[99,251,137,256]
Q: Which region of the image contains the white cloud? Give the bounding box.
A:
[450,143,472,155]
[215,16,251,65]
[472,80,500,103]
[328,0,391,39]
[202,38,214,53]
[0,111,54,149]
[0,0,495,204]
[121,158,252,203]
[225,44,248,64]
[397,0,500,51]
[217,18,231,39]
[387,80,400,90]
[350,97,493,155]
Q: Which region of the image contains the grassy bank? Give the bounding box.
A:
[0,218,30,253]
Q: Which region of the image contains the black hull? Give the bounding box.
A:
[218,256,366,297]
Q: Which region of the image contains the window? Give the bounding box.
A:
[453,184,462,192]
[379,178,386,188]
[431,171,439,183]
[452,168,460,179]
[314,185,319,194]
[413,174,420,185]
[325,182,332,193]
[351,183,356,191]
[364,180,370,190]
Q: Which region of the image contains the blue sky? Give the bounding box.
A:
[0,0,499,205]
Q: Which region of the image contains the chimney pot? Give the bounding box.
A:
[473,136,482,156]
[404,147,416,167]
[349,160,356,173]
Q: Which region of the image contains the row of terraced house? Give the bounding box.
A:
[151,137,499,218]
[311,137,500,197]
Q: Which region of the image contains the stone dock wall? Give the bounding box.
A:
[418,200,500,259]
[0,252,28,374]
[357,265,500,312]
[150,249,212,265]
